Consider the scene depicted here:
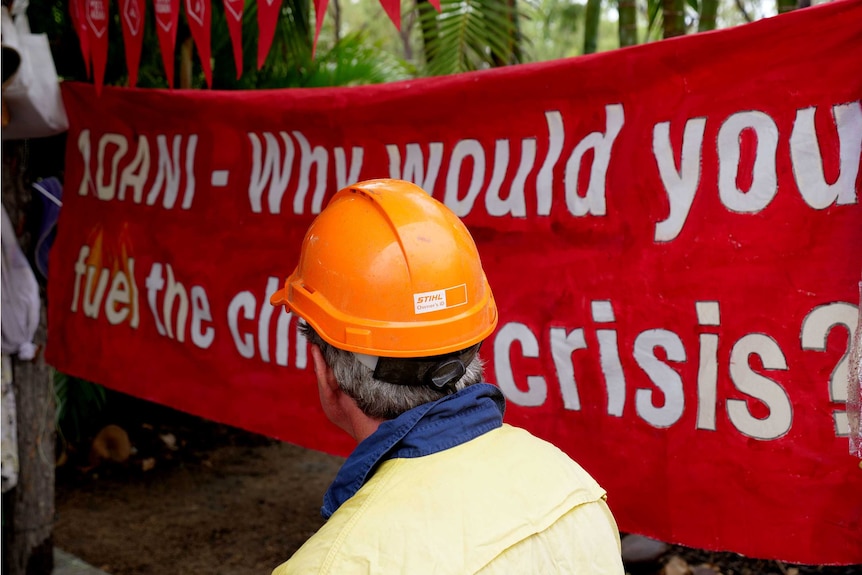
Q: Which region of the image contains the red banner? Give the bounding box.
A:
[50,1,862,565]
[120,0,145,87]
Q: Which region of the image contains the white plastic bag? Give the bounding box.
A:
[1,0,69,140]
[1,205,40,360]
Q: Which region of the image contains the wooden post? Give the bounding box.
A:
[7,314,54,575]
[180,37,194,89]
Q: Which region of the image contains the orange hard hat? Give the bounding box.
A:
[269,179,498,358]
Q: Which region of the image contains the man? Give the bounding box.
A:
[270,179,624,574]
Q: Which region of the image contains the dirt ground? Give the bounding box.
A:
[53,394,341,575]
[53,394,860,575]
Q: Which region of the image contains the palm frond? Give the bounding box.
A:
[417,0,525,76]
[646,0,664,41]
[303,31,415,87]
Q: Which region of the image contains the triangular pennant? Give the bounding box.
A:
[153,0,181,87]
[222,0,243,79]
[312,0,328,57]
[85,0,109,94]
[257,0,280,69]
[184,0,212,86]
[69,0,91,78]
[120,0,146,87]
[378,0,401,31]
[427,0,440,10]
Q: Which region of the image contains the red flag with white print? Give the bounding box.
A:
[184,0,212,87]
[69,0,91,78]
[85,0,108,93]
[120,0,145,87]
[153,0,180,87]
[312,0,328,56]
[257,0,280,69]
[222,0,243,79]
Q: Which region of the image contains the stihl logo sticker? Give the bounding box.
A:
[414,285,468,315]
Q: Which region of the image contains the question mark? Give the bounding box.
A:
[801,302,858,437]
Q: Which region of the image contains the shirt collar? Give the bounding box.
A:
[321,383,505,519]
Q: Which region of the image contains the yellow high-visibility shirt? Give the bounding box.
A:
[273,424,624,574]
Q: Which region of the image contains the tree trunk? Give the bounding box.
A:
[583,0,602,54]
[662,0,687,38]
[617,0,637,47]
[400,9,416,62]
[777,0,797,14]
[7,314,54,575]
[180,37,194,89]
[332,0,342,44]
[1,143,55,575]
[698,0,718,32]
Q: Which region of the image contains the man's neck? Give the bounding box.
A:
[339,393,384,444]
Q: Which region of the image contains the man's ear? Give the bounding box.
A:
[310,344,340,396]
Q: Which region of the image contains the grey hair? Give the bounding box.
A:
[301,323,485,420]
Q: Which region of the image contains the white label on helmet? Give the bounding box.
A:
[414,284,468,315]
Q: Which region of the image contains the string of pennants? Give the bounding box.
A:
[68,0,441,93]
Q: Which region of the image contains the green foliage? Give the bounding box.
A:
[322,0,416,58]
[54,371,107,444]
[645,0,665,41]
[303,32,414,87]
[213,2,412,89]
[417,0,525,76]
[520,0,584,61]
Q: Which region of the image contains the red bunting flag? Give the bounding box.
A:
[153,0,180,87]
[84,0,109,93]
[312,0,328,56]
[257,0,280,69]
[222,0,244,79]
[378,0,401,30]
[184,0,212,87]
[69,0,92,78]
[120,0,145,87]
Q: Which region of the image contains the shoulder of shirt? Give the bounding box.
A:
[271,424,607,575]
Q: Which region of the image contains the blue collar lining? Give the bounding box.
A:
[321,383,505,519]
